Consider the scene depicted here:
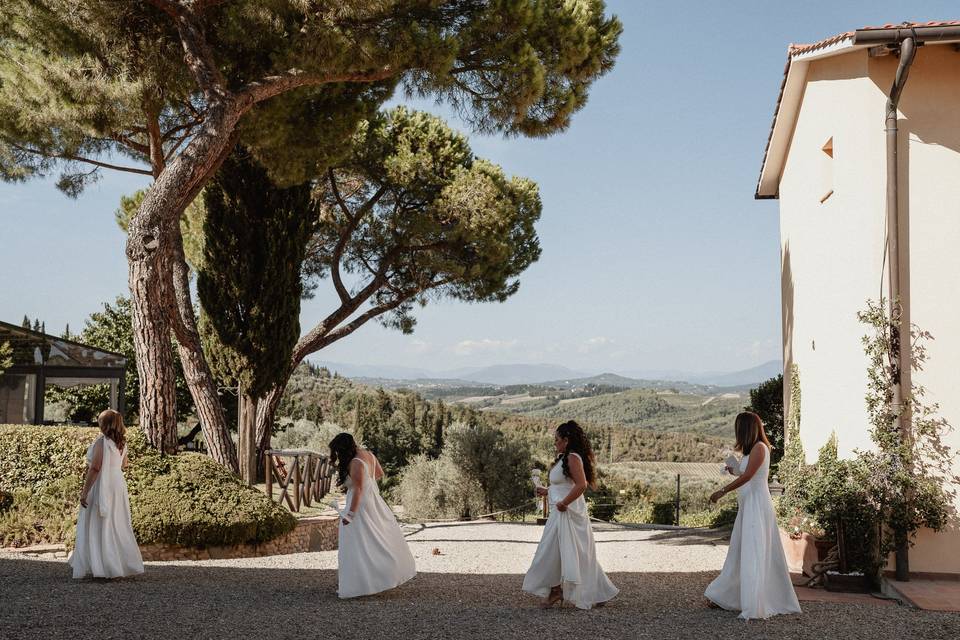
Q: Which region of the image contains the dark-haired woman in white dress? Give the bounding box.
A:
[523,420,618,609]
[705,412,801,619]
[329,433,416,598]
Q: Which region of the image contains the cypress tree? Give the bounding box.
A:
[197,149,314,484]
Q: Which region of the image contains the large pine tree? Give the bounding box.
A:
[0,1,621,469]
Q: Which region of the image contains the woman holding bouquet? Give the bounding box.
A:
[704,412,801,619]
[522,420,618,609]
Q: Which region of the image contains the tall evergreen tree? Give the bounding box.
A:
[197,150,314,484]
[433,398,448,456]
[1,1,621,465]
[747,374,785,466]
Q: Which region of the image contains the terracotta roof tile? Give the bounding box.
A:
[789,21,960,57]
[756,20,960,198]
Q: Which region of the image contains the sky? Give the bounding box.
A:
[1,1,955,376]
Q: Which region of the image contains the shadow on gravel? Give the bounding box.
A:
[644,527,732,546]
[2,556,957,640]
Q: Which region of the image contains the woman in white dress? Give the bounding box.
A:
[523,420,618,609]
[705,411,801,619]
[69,409,144,580]
[329,433,416,598]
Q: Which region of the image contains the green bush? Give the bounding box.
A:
[398,453,485,521]
[708,502,739,527]
[0,424,295,548]
[614,501,653,524]
[0,476,80,547]
[0,424,96,492]
[651,501,677,525]
[586,481,618,521]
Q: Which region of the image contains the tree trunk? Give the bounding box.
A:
[255,382,286,462]
[168,219,239,472]
[125,102,243,460]
[238,387,258,486]
[127,250,178,453]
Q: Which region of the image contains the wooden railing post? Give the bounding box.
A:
[303,455,313,507]
[265,450,273,503]
[292,455,301,513]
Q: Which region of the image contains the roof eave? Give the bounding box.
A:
[755,38,864,199]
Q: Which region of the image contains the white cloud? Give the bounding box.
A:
[578,336,615,354]
[453,338,519,356]
[406,339,433,355]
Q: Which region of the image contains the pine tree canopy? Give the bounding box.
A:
[0,1,621,194]
[295,106,542,359]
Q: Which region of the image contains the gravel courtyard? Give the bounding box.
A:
[2,522,958,640]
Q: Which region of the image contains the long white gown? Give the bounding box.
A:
[705,444,801,619]
[522,453,619,609]
[337,457,416,598]
[69,435,144,579]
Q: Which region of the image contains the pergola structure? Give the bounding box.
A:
[0,320,126,424]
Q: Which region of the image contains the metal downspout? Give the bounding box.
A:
[884,35,917,582]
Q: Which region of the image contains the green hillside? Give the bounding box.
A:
[275,364,732,463]
[473,388,744,437]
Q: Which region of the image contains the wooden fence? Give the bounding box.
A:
[264,449,334,513]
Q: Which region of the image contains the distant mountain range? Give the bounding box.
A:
[621,360,783,388]
[312,359,782,389]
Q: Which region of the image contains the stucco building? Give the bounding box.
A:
[757,21,960,576]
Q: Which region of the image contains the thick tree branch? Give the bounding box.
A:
[312,296,411,352]
[146,108,167,177]
[292,247,401,363]
[235,65,397,107]
[161,118,203,142]
[306,274,456,357]
[110,132,150,156]
[328,171,389,304]
[163,132,192,162]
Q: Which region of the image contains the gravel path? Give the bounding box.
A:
[2,522,958,640]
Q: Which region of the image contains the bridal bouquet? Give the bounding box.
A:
[530,469,543,488]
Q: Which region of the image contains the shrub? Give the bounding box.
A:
[586,481,618,521]
[615,501,653,524]
[398,454,485,521]
[128,452,296,547]
[651,501,677,525]
[0,424,96,492]
[0,424,295,548]
[272,419,342,453]
[446,422,534,514]
[0,476,80,548]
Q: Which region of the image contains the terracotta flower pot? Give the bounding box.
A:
[779,528,820,576]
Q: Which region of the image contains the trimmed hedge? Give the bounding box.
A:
[0,424,295,548]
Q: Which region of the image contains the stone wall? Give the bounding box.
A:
[139,515,339,561]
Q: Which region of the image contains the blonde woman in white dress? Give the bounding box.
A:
[69,409,144,580]
[705,411,801,619]
[523,420,618,609]
[329,433,416,598]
